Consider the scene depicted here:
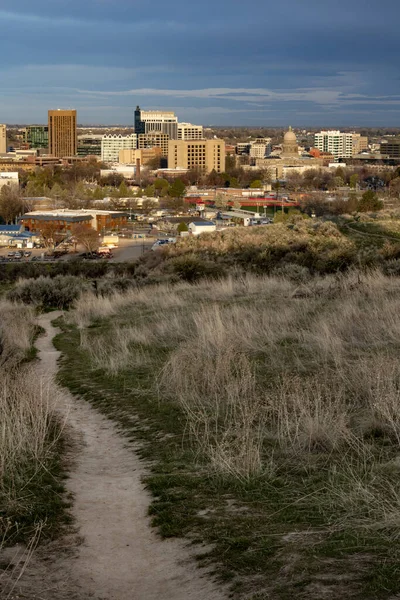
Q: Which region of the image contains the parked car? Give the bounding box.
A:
[7,251,15,257]
[24,251,32,257]
[151,238,176,251]
[14,252,22,259]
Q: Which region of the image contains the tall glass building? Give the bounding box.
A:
[25,126,49,149]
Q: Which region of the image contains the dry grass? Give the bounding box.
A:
[71,270,400,493]
[58,268,400,597]
[0,370,60,492]
[0,301,63,549]
[167,219,354,258]
[0,301,36,367]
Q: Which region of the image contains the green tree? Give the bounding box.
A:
[169,179,186,198]
[144,184,155,197]
[349,174,359,189]
[118,181,131,198]
[250,179,263,188]
[177,222,189,233]
[357,190,383,212]
[154,178,169,196]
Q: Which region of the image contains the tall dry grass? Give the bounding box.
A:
[0,301,36,367]
[0,370,60,498]
[72,270,400,497]
[0,301,62,549]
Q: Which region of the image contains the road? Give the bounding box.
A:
[109,238,153,262]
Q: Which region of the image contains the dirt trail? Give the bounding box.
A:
[9,311,225,600]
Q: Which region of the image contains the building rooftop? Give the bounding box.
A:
[22,209,128,218]
[0,225,21,232]
[19,214,91,223]
[190,221,215,226]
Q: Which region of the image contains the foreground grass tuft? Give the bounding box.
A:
[0,302,71,548]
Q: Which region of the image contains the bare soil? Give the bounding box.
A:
[0,312,226,600]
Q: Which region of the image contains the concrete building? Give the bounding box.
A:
[0,125,6,154]
[352,134,368,155]
[236,142,251,155]
[25,126,49,149]
[48,110,77,157]
[138,132,169,157]
[380,139,400,159]
[250,139,272,159]
[0,172,19,190]
[134,106,178,139]
[168,139,225,173]
[314,131,355,159]
[100,165,136,178]
[178,123,204,140]
[119,147,162,165]
[101,134,137,163]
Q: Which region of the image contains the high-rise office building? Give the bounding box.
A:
[101,134,137,163]
[314,131,356,159]
[134,106,146,135]
[25,125,49,149]
[0,125,6,153]
[178,123,204,140]
[48,109,77,157]
[137,132,169,157]
[77,134,102,157]
[134,106,178,139]
[168,139,225,173]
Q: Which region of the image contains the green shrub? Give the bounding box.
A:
[7,275,90,309]
[97,277,138,295]
[168,255,226,282]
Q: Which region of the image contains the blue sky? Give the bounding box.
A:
[0,0,399,126]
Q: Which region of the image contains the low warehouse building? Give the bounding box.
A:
[19,209,128,233]
[19,212,92,234]
[188,220,216,236]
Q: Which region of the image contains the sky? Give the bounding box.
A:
[0,0,400,126]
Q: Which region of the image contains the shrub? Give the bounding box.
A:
[271,263,312,283]
[357,191,384,212]
[168,255,226,282]
[7,275,90,309]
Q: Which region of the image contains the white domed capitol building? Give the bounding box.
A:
[254,126,324,179]
[281,126,299,158]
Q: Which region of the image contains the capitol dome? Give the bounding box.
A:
[281,126,299,158]
[284,126,296,143]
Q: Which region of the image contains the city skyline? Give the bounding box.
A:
[0,0,399,126]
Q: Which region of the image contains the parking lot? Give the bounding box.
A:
[0,239,155,263]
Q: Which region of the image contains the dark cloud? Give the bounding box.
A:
[0,0,399,124]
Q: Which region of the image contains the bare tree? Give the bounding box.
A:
[0,186,24,224]
[40,222,60,248]
[71,224,100,253]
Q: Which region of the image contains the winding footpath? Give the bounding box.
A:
[21,312,225,600]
